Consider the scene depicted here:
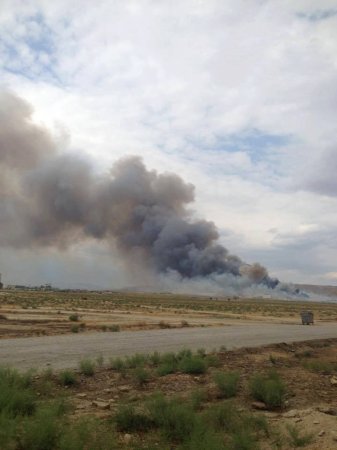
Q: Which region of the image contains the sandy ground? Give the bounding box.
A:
[2,322,337,370]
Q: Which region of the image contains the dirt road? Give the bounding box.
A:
[1,322,337,370]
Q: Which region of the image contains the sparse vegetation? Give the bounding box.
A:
[68,313,79,322]
[249,370,286,409]
[302,359,337,374]
[115,405,153,432]
[178,354,207,374]
[59,370,76,386]
[214,371,240,398]
[79,358,95,376]
[286,424,314,447]
[132,367,150,386]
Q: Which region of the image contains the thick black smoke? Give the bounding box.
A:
[0,91,291,292]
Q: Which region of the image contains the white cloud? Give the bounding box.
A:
[0,0,337,286]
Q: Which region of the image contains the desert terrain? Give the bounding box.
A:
[1,290,337,449]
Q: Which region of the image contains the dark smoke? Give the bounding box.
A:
[0,91,299,294]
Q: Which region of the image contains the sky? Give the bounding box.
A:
[0,0,337,289]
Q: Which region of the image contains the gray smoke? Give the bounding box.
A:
[0,91,298,293]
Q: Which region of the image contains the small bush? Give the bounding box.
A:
[96,355,104,367]
[132,367,150,386]
[180,425,227,450]
[190,388,207,411]
[249,371,286,409]
[109,357,126,371]
[286,424,314,447]
[109,325,120,332]
[295,349,313,358]
[148,394,196,442]
[69,314,79,322]
[157,361,177,377]
[59,370,77,386]
[125,353,148,369]
[205,354,221,368]
[204,401,240,433]
[179,355,207,374]
[115,405,153,432]
[149,351,161,367]
[59,417,117,450]
[0,368,36,417]
[177,348,193,360]
[230,429,259,450]
[79,359,95,377]
[71,324,79,333]
[181,320,189,327]
[269,354,277,365]
[214,371,240,398]
[302,359,337,374]
[158,320,171,329]
[18,407,60,450]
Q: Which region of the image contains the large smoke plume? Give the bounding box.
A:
[0,91,299,295]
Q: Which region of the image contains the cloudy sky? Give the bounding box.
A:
[1,0,337,288]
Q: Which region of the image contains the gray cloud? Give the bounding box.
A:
[301,147,337,197]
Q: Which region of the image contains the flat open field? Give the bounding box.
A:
[2,290,337,449]
[1,289,337,339]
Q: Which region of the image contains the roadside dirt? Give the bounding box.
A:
[33,339,337,449]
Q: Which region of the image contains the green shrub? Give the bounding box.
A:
[149,351,161,367]
[204,401,240,433]
[59,417,117,450]
[109,325,120,332]
[69,314,79,322]
[177,348,193,360]
[286,425,314,447]
[190,389,207,411]
[157,362,177,377]
[79,359,95,377]
[178,355,207,374]
[249,371,286,409]
[0,368,36,417]
[147,394,196,442]
[115,405,153,432]
[71,324,79,333]
[0,387,36,417]
[132,367,150,386]
[109,357,126,371]
[59,370,77,386]
[214,371,240,398]
[125,353,148,369]
[18,407,61,450]
[179,425,226,450]
[230,429,259,450]
[302,359,337,374]
[205,354,221,368]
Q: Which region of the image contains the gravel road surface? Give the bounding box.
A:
[1,322,337,370]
